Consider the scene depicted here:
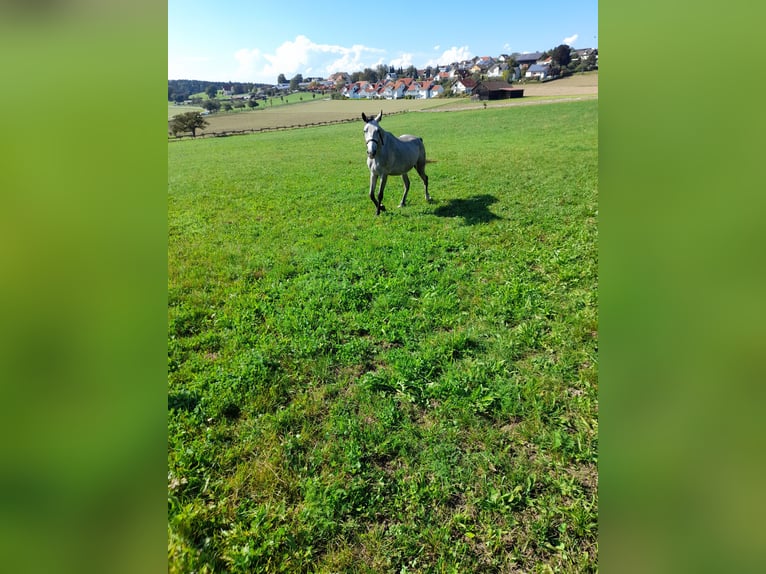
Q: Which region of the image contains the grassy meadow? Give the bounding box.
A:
[168,99,598,572]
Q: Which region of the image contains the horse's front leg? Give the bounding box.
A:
[399,173,411,207]
[376,174,388,215]
[369,172,380,214]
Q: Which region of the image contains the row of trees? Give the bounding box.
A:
[168,79,272,103]
[197,98,259,113]
[278,64,441,89]
[540,44,597,77]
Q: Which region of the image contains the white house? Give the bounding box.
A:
[417,81,444,99]
[525,64,551,80]
[451,78,477,95]
[404,82,421,98]
[487,63,509,78]
[343,81,370,99]
[382,81,407,99]
[363,82,381,99]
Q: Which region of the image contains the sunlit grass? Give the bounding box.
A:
[168,99,598,572]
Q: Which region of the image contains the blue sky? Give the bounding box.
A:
[169,0,597,83]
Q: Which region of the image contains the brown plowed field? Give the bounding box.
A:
[517,71,598,96]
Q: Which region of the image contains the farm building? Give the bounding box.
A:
[474,82,524,100]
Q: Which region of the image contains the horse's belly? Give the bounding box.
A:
[386,165,414,176]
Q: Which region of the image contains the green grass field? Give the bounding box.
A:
[168,99,598,572]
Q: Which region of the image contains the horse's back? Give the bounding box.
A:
[395,134,426,162]
[398,134,424,149]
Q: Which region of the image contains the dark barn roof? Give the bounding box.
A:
[475,81,524,100]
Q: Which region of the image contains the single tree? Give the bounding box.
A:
[170,111,208,137]
[247,99,259,109]
[205,85,218,99]
[201,99,221,113]
[551,44,572,68]
[362,67,377,83]
[277,73,287,84]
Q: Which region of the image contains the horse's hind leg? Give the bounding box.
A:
[399,173,411,207]
[416,160,431,203]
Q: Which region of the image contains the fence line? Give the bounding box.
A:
[168,110,408,142]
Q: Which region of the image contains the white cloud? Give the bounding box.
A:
[168,55,214,79]
[433,44,440,51]
[234,48,261,78]
[564,34,579,46]
[325,43,385,77]
[234,35,385,83]
[425,45,473,68]
[389,53,414,69]
[503,43,512,52]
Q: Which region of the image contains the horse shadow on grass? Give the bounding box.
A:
[431,194,502,225]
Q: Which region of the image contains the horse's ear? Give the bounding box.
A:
[375,110,383,122]
[362,112,368,122]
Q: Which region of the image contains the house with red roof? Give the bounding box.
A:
[451,77,478,95]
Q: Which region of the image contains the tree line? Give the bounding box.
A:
[540,44,598,77]
[168,79,272,103]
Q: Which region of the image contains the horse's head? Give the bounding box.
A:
[362,110,384,159]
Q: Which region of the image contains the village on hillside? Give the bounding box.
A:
[168,47,598,104]
[328,48,597,100]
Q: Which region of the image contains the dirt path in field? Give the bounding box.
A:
[423,95,597,113]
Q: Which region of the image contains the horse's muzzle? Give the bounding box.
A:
[366,141,377,159]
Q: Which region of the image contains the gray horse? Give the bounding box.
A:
[362,111,431,216]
